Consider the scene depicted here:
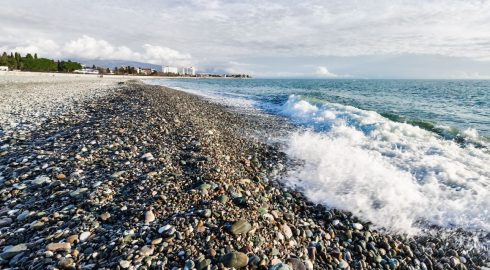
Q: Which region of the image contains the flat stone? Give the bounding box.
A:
[111,171,126,178]
[230,220,252,235]
[338,260,349,269]
[0,244,28,259]
[222,252,248,268]
[31,175,51,186]
[271,263,291,270]
[286,258,306,270]
[158,224,173,234]
[282,224,293,239]
[141,152,154,161]
[145,210,155,224]
[70,188,89,198]
[79,231,91,242]
[139,245,154,256]
[218,195,229,204]
[16,210,30,221]
[352,223,363,230]
[195,258,211,270]
[119,260,131,268]
[151,238,163,245]
[66,235,78,244]
[46,242,71,252]
[58,257,75,269]
[0,217,13,227]
[100,212,111,221]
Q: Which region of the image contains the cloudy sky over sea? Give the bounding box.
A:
[2,0,490,78]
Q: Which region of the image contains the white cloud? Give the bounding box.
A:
[0,39,60,57]
[315,66,337,77]
[63,36,135,60]
[141,44,192,66]
[1,35,192,66]
[1,0,490,76]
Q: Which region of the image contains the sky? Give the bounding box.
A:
[1,0,490,78]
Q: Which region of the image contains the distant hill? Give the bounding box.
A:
[74,59,162,70]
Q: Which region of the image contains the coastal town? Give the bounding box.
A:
[0,52,252,78]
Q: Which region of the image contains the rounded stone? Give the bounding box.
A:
[222,252,248,268]
[79,231,91,242]
[145,210,155,224]
[46,242,71,252]
[139,245,154,256]
[230,220,252,235]
[119,260,131,268]
[58,257,75,269]
[273,263,292,270]
[0,244,28,259]
[286,258,306,270]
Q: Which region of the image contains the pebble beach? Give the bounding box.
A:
[0,73,488,270]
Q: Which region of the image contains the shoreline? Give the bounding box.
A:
[0,77,487,269]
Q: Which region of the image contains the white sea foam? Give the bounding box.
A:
[281,95,490,234]
[145,79,257,109]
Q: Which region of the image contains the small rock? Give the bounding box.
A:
[286,258,306,270]
[70,188,89,198]
[58,257,75,269]
[0,244,28,259]
[195,258,211,270]
[158,224,173,234]
[282,224,293,239]
[218,195,229,204]
[141,152,154,161]
[271,263,291,270]
[119,260,131,268]
[151,238,163,245]
[79,231,91,242]
[304,260,314,270]
[139,245,154,256]
[352,223,363,230]
[31,175,51,186]
[46,242,71,252]
[66,235,78,244]
[338,260,349,269]
[145,210,155,224]
[0,217,13,227]
[222,252,248,268]
[16,210,30,221]
[111,171,126,178]
[230,220,252,235]
[100,212,111,221]
[184,259,195,270]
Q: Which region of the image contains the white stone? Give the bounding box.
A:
[79,231,91,242]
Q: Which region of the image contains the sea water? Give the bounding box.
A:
[147,78,489,236]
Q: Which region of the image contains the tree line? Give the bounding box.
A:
[0,52,82,72]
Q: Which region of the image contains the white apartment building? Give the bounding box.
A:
[162,66,178,74]
[178,67,196,76]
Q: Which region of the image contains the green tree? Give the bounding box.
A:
[0,52,7,66]
[22,57,57,72]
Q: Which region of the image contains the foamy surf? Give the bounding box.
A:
[281,95,490,234]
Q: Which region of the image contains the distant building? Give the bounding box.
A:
[162,66,178,74]
[74,68,99,74]
[186,67,196,76]
[0,66,8,71]
[178,66,196,76]
[138,68,153,75]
